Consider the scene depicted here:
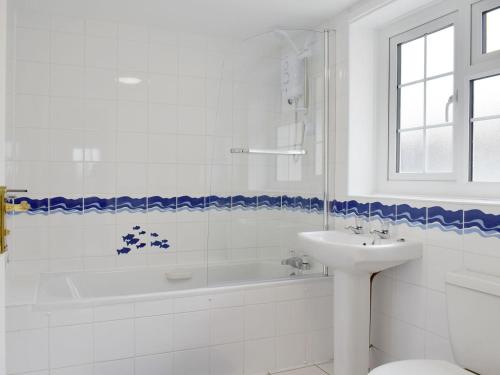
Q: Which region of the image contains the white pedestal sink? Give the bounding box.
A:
[298,230,422,375]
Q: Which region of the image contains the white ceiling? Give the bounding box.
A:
[15,0,360,38]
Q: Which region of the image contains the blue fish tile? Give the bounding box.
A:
[117,247,131,255]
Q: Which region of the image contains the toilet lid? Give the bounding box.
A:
[369,360,471,375]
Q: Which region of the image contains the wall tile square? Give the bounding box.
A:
[94,319,135,361]
[49,324,93,368]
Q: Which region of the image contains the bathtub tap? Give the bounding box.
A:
[281,255,311,271]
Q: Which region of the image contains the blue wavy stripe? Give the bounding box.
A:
[330,200,346,216]
[13,197,49,215]
[464,226,500,238]
[295,196,310,211]
[370,202,396,221]
[116,196,147,212]
[281,195,295,209]
[49,197,83,213]
[428,206,463,230]
[177,196,205,210]
[257,195,281,209]
[347,200,369,217]
[232,195,257,209]
[207,196,231,210]
[310,198,324,213]
[396,204,426,226]
[84,197,115,213]
[464,209,500,234]
[148,196,176,211]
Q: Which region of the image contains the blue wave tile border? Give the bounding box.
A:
[84,197,115,213]
[396,204,426,228]
[232,195,257,209]
[281,195,295,209]
[13,197,49,215]
[427,206,463,233]
[50,197,83,214]
[295,196,311,212]
[370,201,396,222]
[310,197,324,213]
[207,195,231,210]
[148,196,176,212]
[331,200,346,216]
[346,200,369,218]
[116,196,147,213]
[11,195,500,241]
[257,195,281,210]
[464,209,500,238]
[177,196,205,211]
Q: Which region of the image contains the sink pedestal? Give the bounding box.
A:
[334,270,371,375]
[297,230,423,375]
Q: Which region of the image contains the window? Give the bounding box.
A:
[484,7,500,53]
[472,0,500,63]
[389,17,455,179]
[373,1,500,198]
[470,74,500,182]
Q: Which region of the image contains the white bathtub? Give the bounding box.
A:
[35,262,322,310]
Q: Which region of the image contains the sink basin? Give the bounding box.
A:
[298,230,422,274]
[298,230,422,375]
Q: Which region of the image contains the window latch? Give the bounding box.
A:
[445,90,458,123]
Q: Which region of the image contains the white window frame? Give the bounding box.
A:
[471,0,500,64]
[373,0,500,199]
[388,13,459,182]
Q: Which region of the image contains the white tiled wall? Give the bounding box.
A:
[6,278,334,375]
[6,2,325,275]
[328,1,500,368]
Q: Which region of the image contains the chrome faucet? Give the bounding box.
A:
[345,225,364,234]
[370,229,390,240]
[281,254,311,271]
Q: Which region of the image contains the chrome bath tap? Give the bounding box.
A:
[281,255,311,271]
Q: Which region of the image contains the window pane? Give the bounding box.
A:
[427,26,454,77]
[426,126,453,173]
[473,74,500,118]
[472,119,500,182]
[400,37,424,84]
[426,75,453,125]
[485,7,500,53]
[400,82,424,128]
[399,130,424,173]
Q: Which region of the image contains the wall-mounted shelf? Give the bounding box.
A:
[230,148,307,156]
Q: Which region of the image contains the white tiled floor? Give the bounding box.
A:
[271,361,333,375]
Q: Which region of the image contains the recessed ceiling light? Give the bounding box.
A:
[118,77,142,85]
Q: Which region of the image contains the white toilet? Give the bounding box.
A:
[370,269,500,375]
